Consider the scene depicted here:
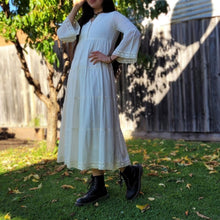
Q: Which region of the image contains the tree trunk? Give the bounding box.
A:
[47,104,59,152]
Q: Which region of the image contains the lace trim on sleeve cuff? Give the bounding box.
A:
[112,50,137,64]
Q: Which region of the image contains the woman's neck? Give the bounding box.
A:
[94,8,103,14]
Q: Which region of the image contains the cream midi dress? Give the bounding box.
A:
[56,10,141,171]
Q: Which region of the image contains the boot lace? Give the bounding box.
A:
[86,175,96,194]
[119,172,129,188]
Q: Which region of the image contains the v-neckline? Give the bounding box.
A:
[90,12,103,23]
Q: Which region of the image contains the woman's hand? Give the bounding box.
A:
[68,0,85,23]
[89,51,112,64]
[73,0,86,7]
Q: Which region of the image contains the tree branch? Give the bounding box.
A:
[56,37,77,93]
[0,1,10,18]
[45,59,55,91]
[12,34,50,106]
[56,50,70,93]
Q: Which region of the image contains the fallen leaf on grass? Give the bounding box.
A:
[204,163,214,171]
[209,170,218,174]
[32,174,40,179]
[105,177,113,181]
[170,151,178,156]
[185,210,189,216]
[94,202,99,207]
[210,154,219,161]
[29,183,42,191]
[133,161,139,165]
[128,149,142,154]
[148,163,169,170]
[46,171,57,175]
[176,179,184,184]
[62,171,70,176]
[83,177,89,183]
[105,184,109,188]
[51,199,58,203]
[24,173,40,182]
[148,197,155,201]
[74,177,88,183]
[80,170,88,175]
[200,144,211,148]
[136,204,150,213]
[86,170,93,174]
[198,197,204,200]
[196,211,211,219]
[158,183,166,187]
[186,183,192,189]
[147,170,159,176]
[61,184,75,189]
[4,212,11,219]
[56,164,66,172]
[159,157,172,161]
[189,173,193,177]
[143,149,150,160]
[8,188,23,194]
[21,205,27,208]
[173,156,193,166]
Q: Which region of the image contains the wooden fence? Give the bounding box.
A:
[0,17,220,141]
[116,16,220,140]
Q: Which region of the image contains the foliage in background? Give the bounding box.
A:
[0,0,168,67]
[0,0,74,66]
[116,0,168,25]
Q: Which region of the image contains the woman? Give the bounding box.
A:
[57,0,142,206]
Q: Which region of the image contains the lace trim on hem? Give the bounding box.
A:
[56,158,131,171]
[70,127,116,130]
[73,95,115,100]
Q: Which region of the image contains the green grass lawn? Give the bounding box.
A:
[0,138,219,220]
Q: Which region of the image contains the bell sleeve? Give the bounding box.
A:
[111,11,141,64]
[57,16,80,42]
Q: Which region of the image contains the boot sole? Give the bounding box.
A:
[130,164,143,200]
[75,193,110,207]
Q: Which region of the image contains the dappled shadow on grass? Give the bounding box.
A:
[0,139,220,219]
[0,158,144,220]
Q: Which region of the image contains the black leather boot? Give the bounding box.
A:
[119,164,143,200]
[75,175,109,206]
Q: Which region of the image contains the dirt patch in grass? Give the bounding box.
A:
[0,138,38,151]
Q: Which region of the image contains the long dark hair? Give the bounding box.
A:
[73,0,122,78]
